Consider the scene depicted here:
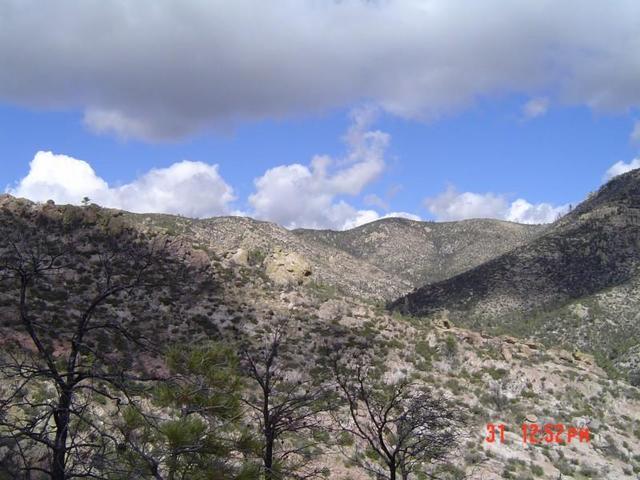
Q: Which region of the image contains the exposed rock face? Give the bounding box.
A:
[501,345,513,361]
[265,249,312,285]
[229,248,249,266]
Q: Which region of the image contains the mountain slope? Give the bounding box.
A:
[389,169,640,373]
[124,213,414,300]
[294,217,544,286]
[124,212,544,301]
[1,195,640,478]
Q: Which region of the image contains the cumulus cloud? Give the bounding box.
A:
[8,151,235,218]
[249,108,402,229]
[425,187,507,222]
[424,185,568,224]
[2,1,640,140]
[504,199,568,224]
[522,97,549,119]
[7,117,421,229]
[603,158,640,182]
[342,210,421,230]
[9,151,111,204]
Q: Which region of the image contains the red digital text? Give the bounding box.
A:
[485,423,590,445]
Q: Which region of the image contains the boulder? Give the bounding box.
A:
[501,345,513,362]
[552,348,574,363]
[265,249,312,286]
[572,350,595,365]
[433,310,452,329]
[462,331,483,346]
[230,248,249,266]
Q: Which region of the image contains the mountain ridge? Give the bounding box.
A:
[389,168,640,376]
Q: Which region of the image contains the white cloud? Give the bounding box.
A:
[8,151,235,218]
[505,199,568,224]
[522,97,549,119]
[424,186,508,222]
[7,111,423,228]
[631,121,640,143]
[9,151,111,204]
[342,210,422,230]
[424,185,567,224]
[249,108,393,230]
[112,161,236,218]
[384,211,422,222]
[341,210,383,230]
[2,1,640,140]
[603,158,640,182]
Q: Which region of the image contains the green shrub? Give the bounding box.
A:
[530,463,544,477]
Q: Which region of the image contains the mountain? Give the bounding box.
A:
[390,169,640,375]
[121,213,542,301]
[1,194,640,478]
[123,213,413,300]
[294,217,544,286]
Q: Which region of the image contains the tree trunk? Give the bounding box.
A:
[388,460,396,480]
[51,390,72,480]
[264,433,274,480]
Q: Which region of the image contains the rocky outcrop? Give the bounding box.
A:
[229,248,249,266]
[265,249,312,286]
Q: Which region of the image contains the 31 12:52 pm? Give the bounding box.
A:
[485,423,590,445]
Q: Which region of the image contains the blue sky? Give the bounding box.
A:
[1,1,640,229]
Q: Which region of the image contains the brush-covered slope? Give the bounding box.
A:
[123,213,414,300]
[294,218,544,285]
[390,169,640,374]
[126,213,541,301]
[1,195,640,478]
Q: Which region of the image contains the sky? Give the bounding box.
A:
[1,0,640,230]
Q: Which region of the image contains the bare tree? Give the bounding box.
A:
[0,206,194,479]
[332,355,463,480]
[239,320,330,480]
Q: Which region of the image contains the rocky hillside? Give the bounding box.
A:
[1,194,640,478]
[122,213,542,302]
[294,218,544,286]
[390,169,640,377]
[120,213,412,300]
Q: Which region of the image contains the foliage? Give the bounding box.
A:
[116,342,252,479]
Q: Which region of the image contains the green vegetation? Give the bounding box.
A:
[248,248,267,266]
